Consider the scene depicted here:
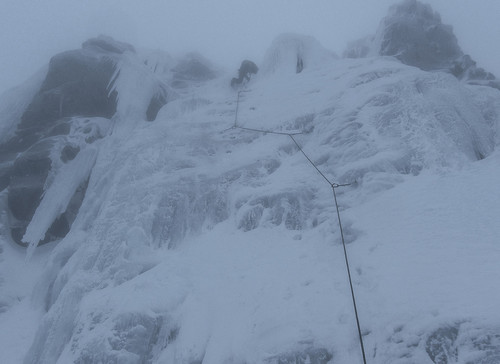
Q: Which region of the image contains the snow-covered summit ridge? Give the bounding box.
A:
[344,0,500,89]
[378,0,461,71]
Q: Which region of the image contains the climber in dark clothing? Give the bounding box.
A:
[231,60,259,88]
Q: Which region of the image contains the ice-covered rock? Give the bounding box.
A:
[261,33,336,75]
[0,68,47,145]
[377,0,462,71]
[265,347,333,364]
[451,54,500,90]
[0,35,173,247]
[344,0,461,70]
[21,41,120,131]
[0,36,128,247]
[344,0,500,89]
[5,117,111,248]
[108,52,172,121]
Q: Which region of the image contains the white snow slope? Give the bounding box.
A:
[1,35,500,364]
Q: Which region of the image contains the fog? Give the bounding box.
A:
[1,0,500,93]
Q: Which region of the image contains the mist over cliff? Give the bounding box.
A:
[1,1,500,363]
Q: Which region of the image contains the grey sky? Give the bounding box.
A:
[1,0,499,94]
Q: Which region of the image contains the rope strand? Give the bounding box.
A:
[226,91,367,364]
[289,134,332,186]
[332,185,367,364]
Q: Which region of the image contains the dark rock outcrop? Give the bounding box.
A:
[1,36,133,246]
[378,0,462,71]
[20,49,118,132]
[6,138,72,246]
[425,323,500,364]
[426,325,459,364]
[451,54,500,89]
[344,0,499,89]
[146,87,168,121]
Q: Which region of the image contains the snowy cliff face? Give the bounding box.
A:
[1,2,500,364]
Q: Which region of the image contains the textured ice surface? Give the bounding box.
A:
[23,147,97,256]
[1,26,500,364]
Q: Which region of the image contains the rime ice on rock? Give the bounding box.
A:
[377,0,462,71]
[344,0,500,89]
[0,35,176,248]
[261,33,336,75]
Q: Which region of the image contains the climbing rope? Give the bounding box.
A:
[332,184,367,364]
[238,126,303,136]
[288,134,331,186]
[225,90,368,364]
